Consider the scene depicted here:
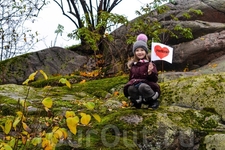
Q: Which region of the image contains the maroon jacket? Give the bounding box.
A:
[123,61,161,98]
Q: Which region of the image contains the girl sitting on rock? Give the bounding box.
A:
[123,34,160,109]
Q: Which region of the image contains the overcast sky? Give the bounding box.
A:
[27,0,152,51]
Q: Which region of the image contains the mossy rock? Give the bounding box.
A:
[0,73,225,149]
[160,72,225,118]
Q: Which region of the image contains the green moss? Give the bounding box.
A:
[0,53,30,84]
[0,53,29,67]
[167,109,218,130]
[0,72,225,149]
[30,75,128,99]
[160,73,225,116]
[144,113,157,125]
[0,104,18,116]
[91,109,160,148]
[70,75,128,98]
[0,95,18,104]
[0,95,19,116]
[69,134,138,149]
[30,75,84,88]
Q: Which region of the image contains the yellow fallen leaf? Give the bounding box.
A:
[79,112,86,117]
[20,99,27,108]
[4,119,12,134]
[66,117,79,135]
[65,111,76,118]
[81,114,91,126]
[53,129,63,139]
[92,113,101,123]
[22,122,31,132]
[5,136,11,141]
[122,101,129,107]
[40,70,48,80]
[59,128,68,139]
[21,131,28,135]
[0,143,12,150]
[42,138,50,148]
[22,79,30,85]
[22,135,27,144]
[28,71,38,81]
[42,97,53,109]
[114,91,119,96]
[65,80,71,88]
[16,111,26,121]
[84,102,95,110]
[31,137,42,146]
[79,80,86,83]
[59,78,67,84]
[59,78,71,88]
[43,86,51,89]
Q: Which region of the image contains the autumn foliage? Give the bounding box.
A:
[0,70,102,150]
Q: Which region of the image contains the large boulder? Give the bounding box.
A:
[0,47,87,84]
[159,30,225,70]
[109,0,225,71]
[1,72,225,149]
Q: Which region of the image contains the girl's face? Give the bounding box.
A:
[135,48,146,59]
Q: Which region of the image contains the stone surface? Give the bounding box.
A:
[0,47,87,84]
[109,0,225,72]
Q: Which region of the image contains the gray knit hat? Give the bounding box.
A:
[132,40,148,54]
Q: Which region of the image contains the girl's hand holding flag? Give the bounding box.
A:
[148,62,153,74]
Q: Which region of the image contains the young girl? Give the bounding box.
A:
[123,34,160,109]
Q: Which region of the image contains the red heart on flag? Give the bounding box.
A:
[154,45,169,59]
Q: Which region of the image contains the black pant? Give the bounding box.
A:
[127,83,155,101]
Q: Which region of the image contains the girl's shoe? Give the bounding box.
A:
[149,100,160,109]
[130,96,142,109]
[134,102,142,109]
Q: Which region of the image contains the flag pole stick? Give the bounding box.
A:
[161,60,164,82]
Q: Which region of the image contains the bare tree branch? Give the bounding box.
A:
[0,0,47,61]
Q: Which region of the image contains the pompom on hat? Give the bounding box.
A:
[132,34,148,54]
[136,34,148,42]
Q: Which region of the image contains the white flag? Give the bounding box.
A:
[151,42,173,63]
